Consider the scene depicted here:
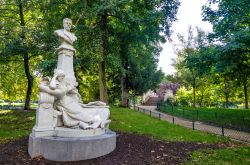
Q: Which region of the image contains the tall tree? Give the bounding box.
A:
[18,0,33,110]
[174,26,207,107]
[0,0,179,107]
[110,0,180,106]
[0,0,44,109]
[203,0,250,108]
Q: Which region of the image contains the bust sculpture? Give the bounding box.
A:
[54,18,77,53]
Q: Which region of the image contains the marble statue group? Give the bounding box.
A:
[29,18,116,161]
[32,18,111,135]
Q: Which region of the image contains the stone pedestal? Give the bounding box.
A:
[28,130,116,161]
[57,49,76,85]
[33,93,55,137]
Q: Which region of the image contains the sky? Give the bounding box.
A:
[158,0,213,75]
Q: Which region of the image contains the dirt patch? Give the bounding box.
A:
[0,132,226,165]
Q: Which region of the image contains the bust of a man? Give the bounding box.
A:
[54,18,77,53]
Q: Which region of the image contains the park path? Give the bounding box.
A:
[136,105,250,143]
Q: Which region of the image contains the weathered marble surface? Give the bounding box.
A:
[32,18,111,137]
[38,69,110,131]
[54,18,77,87]
[29,130,116,161]
[29,18,115,161]
[54,18,77,53]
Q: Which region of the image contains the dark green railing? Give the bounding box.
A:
[157,103,250,132]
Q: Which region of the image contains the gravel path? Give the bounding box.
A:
[136,105,250,143]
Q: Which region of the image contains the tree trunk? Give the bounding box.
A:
[98,61,108,103]
[98,10,108,103]
[199,85,204,107]
[243,77,249,109]
[120,38,129,107]
[192,77,196,108]
[19,0,33,110]
[121,77,129,107]
[23,54,34,110]
[224,76,229,108]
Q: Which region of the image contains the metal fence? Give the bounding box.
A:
[158,103,250,132]
[134,105,250,143]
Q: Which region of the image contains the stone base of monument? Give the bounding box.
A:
[32,127,107,138]
[28,130,116,161]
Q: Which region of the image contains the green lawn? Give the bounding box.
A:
[187,147,250,165]
[158,104,250,131]
[0,110,36,142]
[0,107,227,143]
[0,107,249,164]
[110,107,228,143]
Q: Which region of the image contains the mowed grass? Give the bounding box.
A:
[110,107,228,143]
[0,107,227,143]
[0,107,249,164]
[158,104,250,131]
[187,147,250,165]
[0,110,35,142]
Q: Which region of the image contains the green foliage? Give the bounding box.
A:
[0,61,40,101]
[202,0,250,41]
[0,0,180,103]
[174,74,245,108]
[101,0,180,102]
[0,0,47,108]
[172,0,250,108]
[128,50,165,96]
[77,70,99,103]
[175,86,192,106]
[173,26,212,107]
[201,0,250,108]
